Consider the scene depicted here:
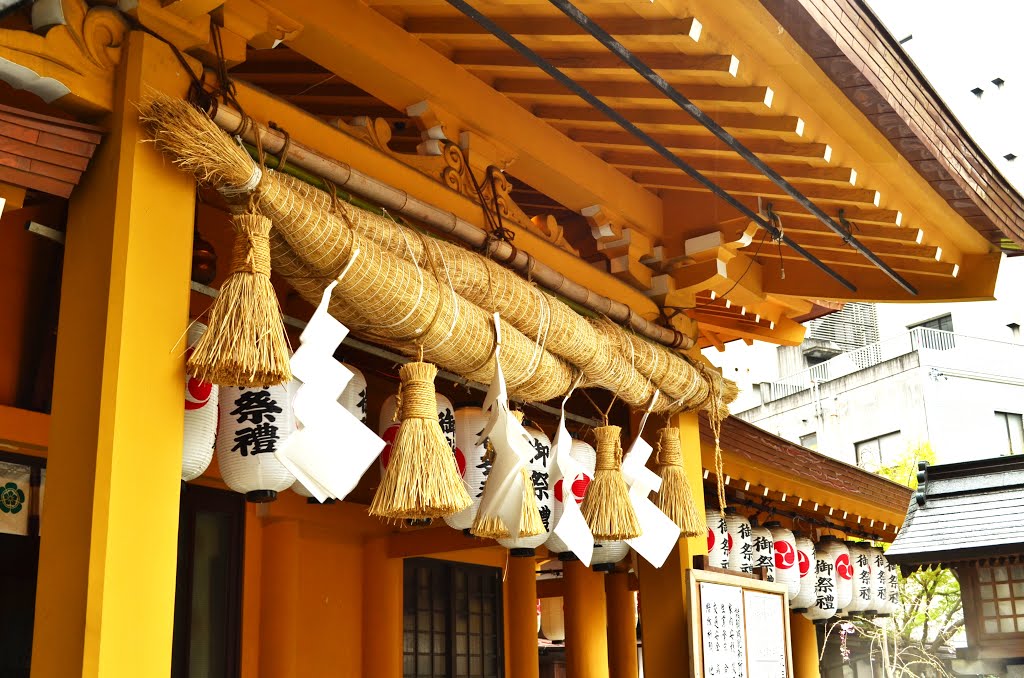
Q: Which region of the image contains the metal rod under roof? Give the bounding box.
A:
[443,0,857,293]
[546,0,919,296]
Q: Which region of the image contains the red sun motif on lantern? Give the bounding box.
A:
[554,473,591,505]
[184,347,213,411]
[774,540,796,570]
[835,553,853,580]
[727,533,734,552]
[707,528,715,553]
[380,423,400,468]
[798,550,811,577]
[454,447,466,477]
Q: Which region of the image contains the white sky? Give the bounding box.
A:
[867,0,1024,191]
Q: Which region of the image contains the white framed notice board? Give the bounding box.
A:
[686,568,793,678]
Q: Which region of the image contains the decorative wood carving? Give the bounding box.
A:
[0,0,128,112]
[338,114,579,255]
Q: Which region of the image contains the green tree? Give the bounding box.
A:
[824,444,963,677]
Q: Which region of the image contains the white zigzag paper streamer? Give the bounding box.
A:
[549,375,594,566]
[276,281,385,502]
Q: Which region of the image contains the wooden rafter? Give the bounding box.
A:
[567,128,832,163]
[536,105,804,139]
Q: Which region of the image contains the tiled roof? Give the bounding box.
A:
[886,456,1024,566]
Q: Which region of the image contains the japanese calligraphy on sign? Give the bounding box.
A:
[744,591,787,678]
[699,582,748,678]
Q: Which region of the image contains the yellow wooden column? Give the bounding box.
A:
[563,559,609,678]
[29,31,195,678]
[791,614,822,677]
[362,536,403,678]
[637,410,707,677]
[507,554,540,678]
[605,571,638,678]
[259,519,301,675]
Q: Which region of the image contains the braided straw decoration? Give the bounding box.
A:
[276,172,704,412]
[655,427,705,537]
[369,362,472,519]
[187,212,291,386]
[580,425,641,540]
[471,412,543,539]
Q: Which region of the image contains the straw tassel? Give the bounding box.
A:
[370,361,472,519]
[471,412,544,539]
[580,425,641,540]
[187,212,291,387]
[655,427,704,537]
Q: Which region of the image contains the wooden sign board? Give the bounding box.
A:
[686,568,793,678]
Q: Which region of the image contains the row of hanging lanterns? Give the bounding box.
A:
[706,509,899,621]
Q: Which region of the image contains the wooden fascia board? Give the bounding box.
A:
[261,0,664,238]
[0,405,49,458]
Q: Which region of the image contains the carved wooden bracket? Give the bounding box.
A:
[336,110,579,255]
[0,0,128,113]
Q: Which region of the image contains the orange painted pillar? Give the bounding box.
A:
[605,572,638,678]
[563,560,609,678]
[259,519,301,675]
[791,614,822,678]
[506,555,540,678]
[29,32,195,678]
[362,536,403,678]
[637,410,706,677]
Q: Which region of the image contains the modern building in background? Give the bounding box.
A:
[707,258,1024,469]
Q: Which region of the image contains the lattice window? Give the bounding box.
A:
[978,564,1024,635]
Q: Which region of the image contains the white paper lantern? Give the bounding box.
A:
[871,546,891,615]
[846,543,874,614]
[379,392,458,472]
[0,462,30,536]
[884,556,900,614]
[749,522,776,582]
[706,510,730,569]
[445,405,491,530]
[724,508,753,574]
[541,597,565,642]
[803,544,838,621]
[766,522,800,599]
[592,541,630,571]
[498,425,553,553]
[817,537,853,613]
[217,385,296,502]
[181,322,218,482]
[792,534,817,610]
[545,439,596,555]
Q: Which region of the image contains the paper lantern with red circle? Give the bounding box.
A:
[817,536,853,612]
[845,542,873,614]
[705,510,731,570]
[217,384,295,502]
[545,439,596,555]
[498,425,554,553]
[182,322,218,482]
[792,534,817,610]
[749,522,776,583]
[443,405,491,530]
[541,597,565,642]
[378,392,458,473]
[803,544,838,622]
[724,508,753,574]
[766,522,800,599]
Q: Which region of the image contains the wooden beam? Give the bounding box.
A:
[537,105,803,139]
[763,198,900,226]
[599,151,855,184]
[537,578,564,599]
[695,314,806,346]
[569,129,832,163]
[769,248,956,277]
[260,0,665,237]
[632,171,880,206]
[404,15,702,40]
[764,231,939,260]
[496,78,773,109]
[386,526,492,559]
[702,330,726,351]
[453,49,740,80]
[0,404,49,455]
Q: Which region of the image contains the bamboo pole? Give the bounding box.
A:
[207,102,694,351]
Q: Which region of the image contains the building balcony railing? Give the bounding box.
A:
[759,328,1023,403]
